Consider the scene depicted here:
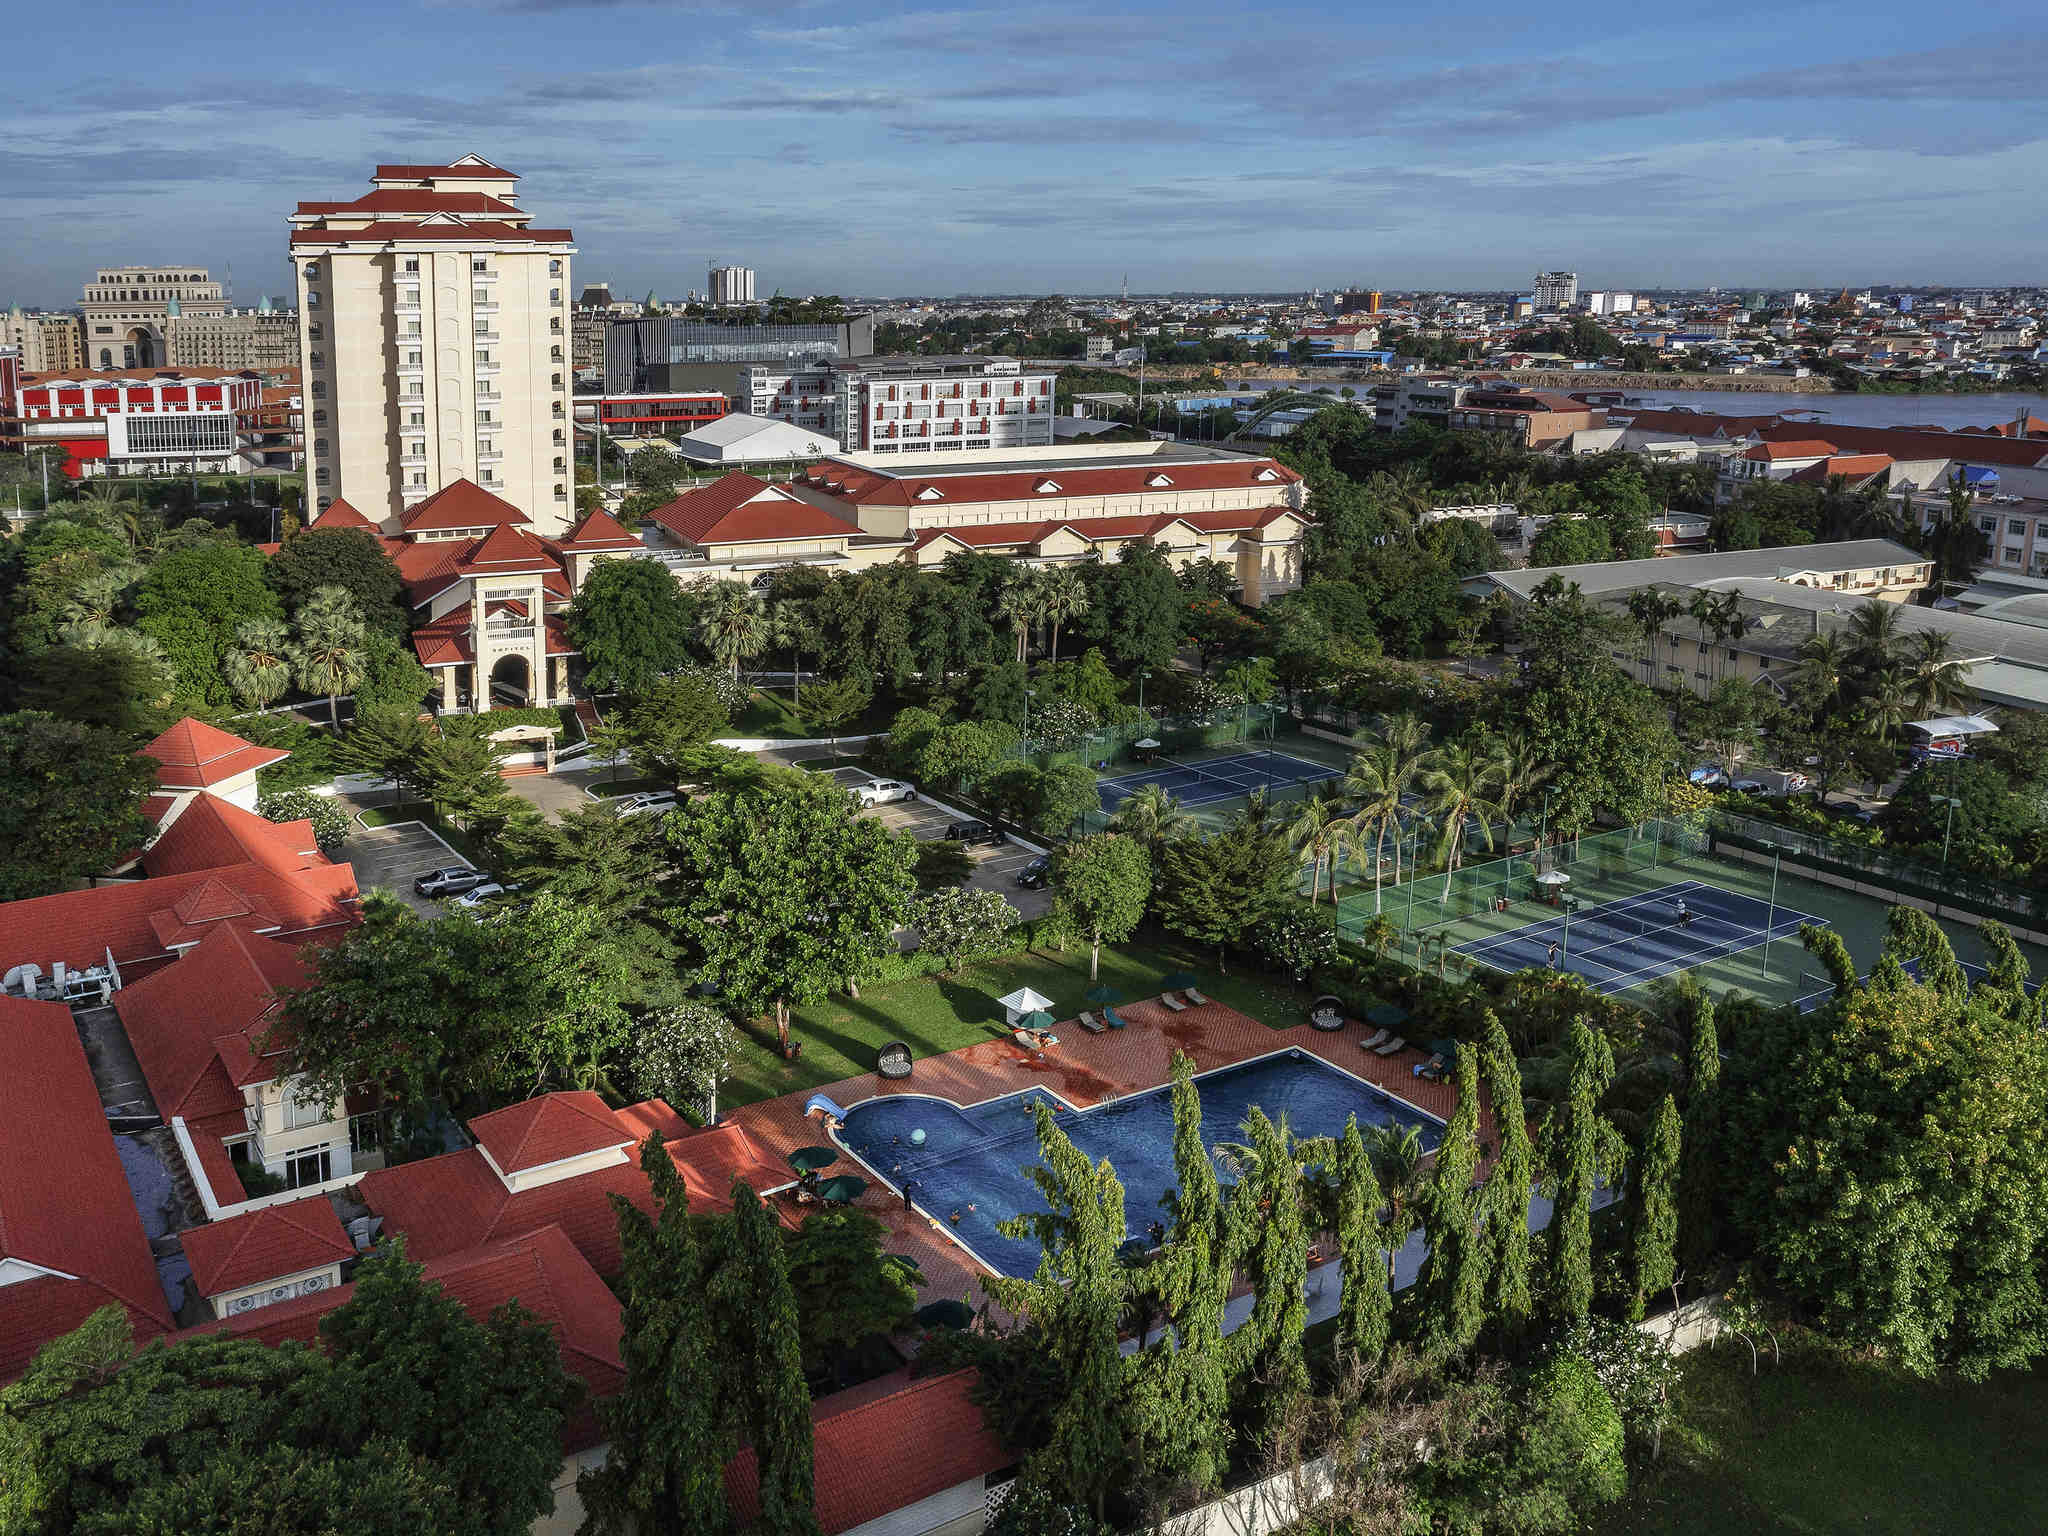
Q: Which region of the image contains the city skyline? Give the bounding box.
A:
[3,1,2046,305]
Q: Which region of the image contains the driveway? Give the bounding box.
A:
[855,788,1054,922]
[340,819,474,917]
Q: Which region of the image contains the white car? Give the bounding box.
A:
[452,881,518,910]
[852,778,915,807]
[612,791,679,819]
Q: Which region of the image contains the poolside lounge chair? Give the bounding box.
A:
[1105,1008,1128,1030]
[1371,1035,1407,1057]
[1076,1011,1105,1034]
[1160,992,1189,1012]
[1185,987,1211,1006]
[877,1042,913,1080]
[1412,1053,1446,1080]
[1359,1027,1391,1051]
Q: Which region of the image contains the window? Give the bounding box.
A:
[1980,517,1999,532]
[304,263,321,280]
[549,288,562,303]
[410,440,425,455]
[313,409,328,426]
[306,292,321,309]
[549,259,562,276]
[475,350,492,365]
[403,257,420,273]
[313,437,329,452]
[285,1148,333,1190]
[407,410,425,427]
[349,1112,385,1157]
[472,258,490,273]
[406,322,422,338]
[315,467,330,484]
[2010,519,2028,535]
[307,322,323,341]
[284,1090,331,1130]
[555,484,567,500]
[411,472,427,487]
[311,381,326,399]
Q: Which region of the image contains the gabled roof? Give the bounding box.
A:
[1743,439,1839,461]
[373,157,517,180]
[647,473,856,547]
[142,718,290,790]
[471,1092,631,1176]
[115,923,311,1115]
[305,499,375,531]
[909,506,1303,554]
[399,478,529,532]
[801,454,1301,509]
[0,996,172,1381]
[553,506,642,551]
[728,1369,1010,1536]
[461,521,559,573]
[290,221,571,247]
[296,189,525,218]
[181,1196,355,1298]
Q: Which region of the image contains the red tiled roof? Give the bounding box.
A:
[115,922,311,1115]
[462,520,559,572]
[1743,439,1839,461]
[411,607,476,667]
[554,506,642,551]
[306,498,375,531]
[290,222,570,247]
[803,455,1300,508]
[0,996,172,1381]
[192,1225,623,1451]
[142,717,290,790]
[181,1196,354,1298]
[1758,420,2048,468]
[472,1092,631,1175]
[296,189,524,217]
[1787,453,1895,484]
[373,161,517,180]
[912,506,1301,553]
[399,478,529,532]
[359,1109,786,1277]
[728,1369,1009,1536]
[646,473,856,547]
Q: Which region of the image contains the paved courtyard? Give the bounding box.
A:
[339,819,474,917]
[858,791,1055,923]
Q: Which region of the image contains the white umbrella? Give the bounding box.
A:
[1133,737,1162,750]
[997,986,1056,1026]
[1534,871,1571,887]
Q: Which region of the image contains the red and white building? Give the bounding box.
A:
[579,391,728,438]
[6,365,267,478]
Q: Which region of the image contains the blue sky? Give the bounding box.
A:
[4,0,2044,305]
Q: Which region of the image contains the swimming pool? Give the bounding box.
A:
[836,1050,1445,1278]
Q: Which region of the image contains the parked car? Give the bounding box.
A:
[851,778,915,807]
[453,881,520,909]
[947,819,1004,847]
[612,790,679,819]
[1730,778,1766,795]
[1015,855,1051,889]
[414,865,489,898]
[1823,800,1876,825]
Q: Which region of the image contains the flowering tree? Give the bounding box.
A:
[911,887,1019,973]
[633,1002,741,1123]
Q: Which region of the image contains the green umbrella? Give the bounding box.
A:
[915,1298,975,1330]
[1020,1010,1055,1032]
[786,1145,838,1174]
[1163,971,1200,991]
[1365,1002,1409,1029]
[816,1175,868,1204]
[1084,984,1122,1005]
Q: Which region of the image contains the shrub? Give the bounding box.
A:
[256,789,352,856]
[911,887,1021,973]
[1253,909,1336,981]
[632,1002,741,1122]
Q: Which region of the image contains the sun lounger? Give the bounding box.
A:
[1359,1027,1391,1051]
[1105,1008,1127,1030]
[1184,987,1210,1006]
[1412,1053,1446,1080]
[1077,1011,1105,1034]
[1371,1035,1407,1057]
[1160,992,1188,1012]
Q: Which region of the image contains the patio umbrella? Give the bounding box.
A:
[1364,1002,1409,1030]
[1084,984,1121,1006]
[1163,971,1200,992]
[1020,1010,1056,1033]
[916,1298,975,1330]
[1133,738,1162,750]
[786,1145,838,1174]
[815,1175,868,1204]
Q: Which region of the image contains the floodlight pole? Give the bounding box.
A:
[1760,843,1782,979]
[1937,795,1961,867]
[1561,896,1576,965]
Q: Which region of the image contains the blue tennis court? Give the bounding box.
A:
[1453,879,1828,997]
[1795,956,2045,1013]
[1096,749,1341,812]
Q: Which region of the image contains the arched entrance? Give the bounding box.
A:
[124,328,156,368]
[487,653,531,709]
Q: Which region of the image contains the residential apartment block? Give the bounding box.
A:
[1533,270,1578,310]
[752,354,1056,455]
[167,303,301,372]
[289,155,575,531]
[1,307,83,373]
[709,263,755,305]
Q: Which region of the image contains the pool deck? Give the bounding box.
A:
[725,994,1480,1312]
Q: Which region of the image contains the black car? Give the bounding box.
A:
[1015,855,1051,889]
[947,819,1004,847]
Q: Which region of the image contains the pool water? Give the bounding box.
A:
[837,1051,1444,1278]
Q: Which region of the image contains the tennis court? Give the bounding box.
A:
[1095,748,1342,814]
[1794,956,2047,1013]
[1454,879,1827,998]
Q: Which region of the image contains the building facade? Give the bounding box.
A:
[82,267,227,370]
[708,264,756,305]
[288,155,575,532]
[604,315,875,396]
[1,308,84,373]
[11,367,263,478]
[166,304,301,372]
[832,356,1056,454]
[1533,270,1579,310]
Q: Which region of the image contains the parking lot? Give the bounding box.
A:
[339,819,475,918]
[845,776,1055,923]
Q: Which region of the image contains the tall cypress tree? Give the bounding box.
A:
[580,1134,737,1536]
[719,1180,822,1536]
[1223,1108,1309,1447]
[1479,1013,1535,1338]
[1627,1095,1682,1321]
[1677,989,1721,1278]
[1334,1116,1390,1367]
[986,1103,1132,1520]
[1413,1049,1487,1362]
[1134,1053,1233,1498]
[1542,1019,1616,1324]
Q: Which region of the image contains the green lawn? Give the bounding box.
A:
[1596,1339,2048,1536]
[719,940,1321,1108]
[730,688,895,742]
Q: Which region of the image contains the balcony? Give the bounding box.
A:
[399,451,427,467]
[474,359,500,376]
[473,329,500,343]
[475,388,502,403]
[486,622,534,642]
[472,299,499,315]
[394,297,420,315]
[477,447,504,464]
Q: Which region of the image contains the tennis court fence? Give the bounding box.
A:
[1005,700,1295,774]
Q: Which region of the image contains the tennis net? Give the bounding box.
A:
[1151,753,1273,794]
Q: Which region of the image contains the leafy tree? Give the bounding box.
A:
[661,785,917,1054]
[291,584,368,728]
[631,1002,741,1123]
[796,674,869,749]
[970,658,1030,732]
[1152,814,1295,969]
[1251,909,1336,982]
[1101,541,1183,668]
[1521,665,1679,836]
[624,672,730,783]
[985,1103,1133,1521]
[1480,1014,1536,1338]
[12,638,175,736]
[416,729,513,834]
[1675,985,1722,1278]
[913,838,973,890]
[1625,1095,1681,1320]
[784,1207,920,1383]
[224,616,295,710]
[1049,835,1151,981]
[133,538,282,704]
[0,712,156,901]
[255,788,351,856]
[1221,1108,1308,1448]
[910,886,1019,973]
[333,705,432,806]
[1034,760,1099,837]
[569,559,697,694]
[1413,1049,1487,1362]
[1881,757,2038,866]
[1333,1117,1390,1367]
[351,630,434,719]
[1541,1020,1618,1324]
[581,1136,736,1536]
[501,801,673,923]
[1527,515,1611,569]
[715,1182,822,1536]
[266,527,405,634]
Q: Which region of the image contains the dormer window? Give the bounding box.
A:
[1034,479,1062,494]
[916,486,945,501]
[1255,466,1280,481]
[1147,473,1174,487]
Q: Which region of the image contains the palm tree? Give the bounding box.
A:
[1902,629,1972,717]
[1860,665,1912,744]
[226,617,294,710]
[292,585,367,727]
[1492,729,1552,834]
[696,580,766,680]
[1342,716,1429,905]
[1284,785,1347,904]
[1686,590,1726,687]
[1037,566,1088,661]
[1107,782,1193,859]
[59,568,130,631]
[1417,744,1507,900]
[1794,629,1850,711]
[1846,598,1904,680]
[763,596,816,709]
[995,574,1036,666]
[1714,592,1750,682]
[1625,588,1682,688]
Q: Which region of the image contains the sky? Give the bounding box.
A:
[4,0,2046,306]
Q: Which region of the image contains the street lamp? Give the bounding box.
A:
[1137,668,1153,729]
[1022,687,1036,758]
[1759,841,1783,980]
[1561,896,1580,966]
[1934,795,1962,867]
